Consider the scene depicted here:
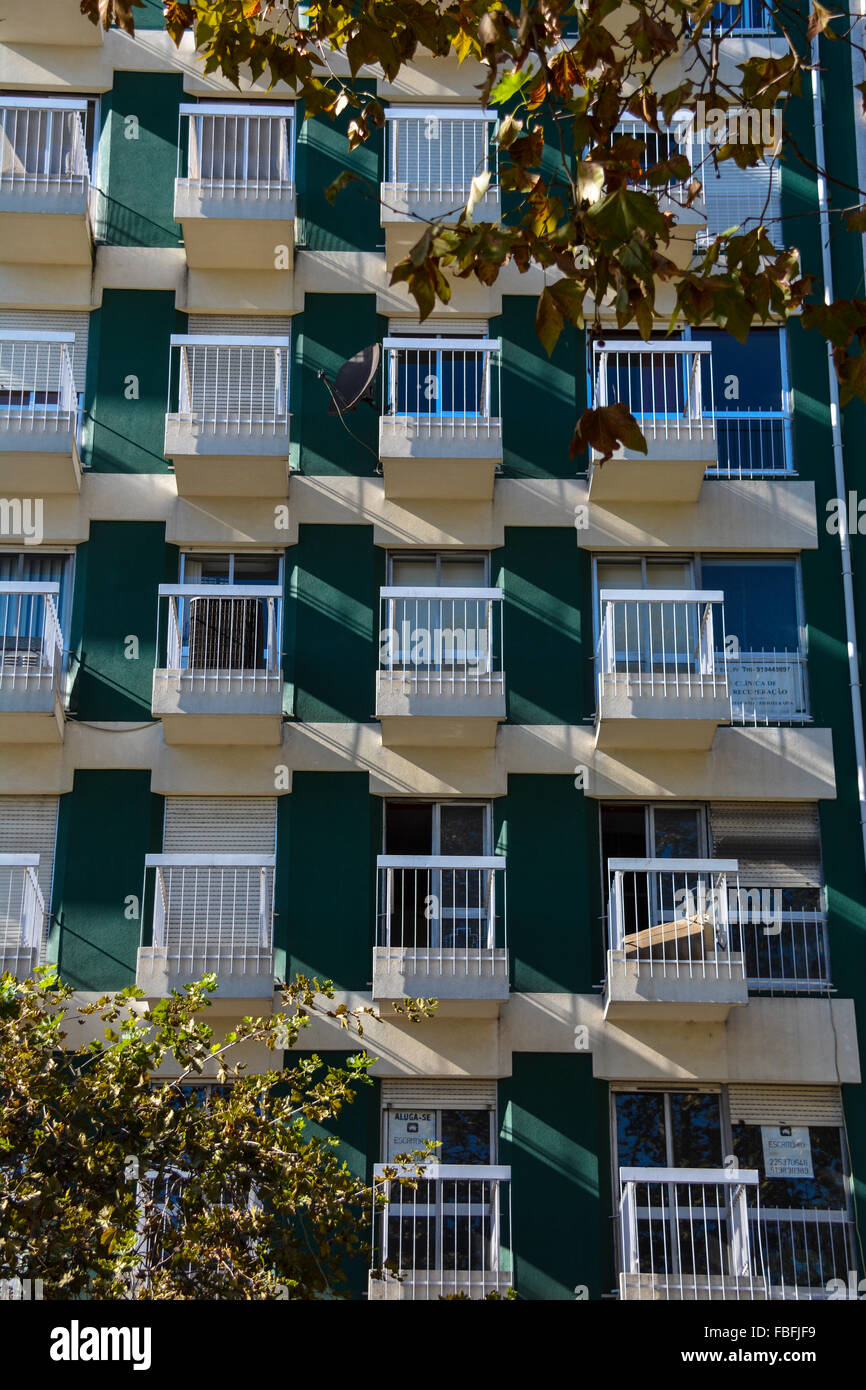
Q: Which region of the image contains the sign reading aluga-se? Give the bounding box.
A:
[761,1125,814,1179]
[388,1111,436,1160]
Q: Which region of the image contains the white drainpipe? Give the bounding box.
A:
[811,34,866,867]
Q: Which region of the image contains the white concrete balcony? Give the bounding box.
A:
[379,338,502,499]
[153,585,283,746]
[377,587,505,746]
[0,333,81,493]
[0,99,92,265]
[618,1168,855,1300]
[589,340,717,500]
[0,582,65,743]
[369,1164,513,1300]
[374,855,508,1015]
[137,855,275,1008]
[604,859,748,1020]
[164,336,291,497]
[595,589,731,749]
[0,855,45,981]
[174,105,295,270]
[381,108,499,269]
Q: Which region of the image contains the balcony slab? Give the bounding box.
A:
[0,689,65,744]
[0,196,92,266]
[164,418,290,497]
[373,947,509,1016]
[603,948,749,1022]
[136,946,274,1010]
[595,676,730,750]
[0,421,81,494]
[174,182,296,271]
[377,673,505,748]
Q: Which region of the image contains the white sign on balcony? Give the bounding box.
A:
[761,1125,813,1180]
[727,653,806,720]
[387,1111,436,1159]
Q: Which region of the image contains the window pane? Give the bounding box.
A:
[653,807,702,858]
[701,329,783,414]
[439,804,486,855]
[440,1109,491,1164]
[702,561,799,652]
[615,1092,667,1168]
[669,1093,723,1167]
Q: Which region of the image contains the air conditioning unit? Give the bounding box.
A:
[188,597,266,672]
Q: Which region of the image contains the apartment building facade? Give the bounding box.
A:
[0,0,864,1301]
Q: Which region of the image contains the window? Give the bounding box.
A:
[701,558,808,722]
[386,336,492,420]
[700,328,791,475]
[384,552,493,676]
[174,552,282,676]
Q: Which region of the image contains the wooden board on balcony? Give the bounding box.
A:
[621,914,713,961]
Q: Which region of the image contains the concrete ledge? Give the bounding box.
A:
[0,689,64,745]
[596,677,731,751]
[135,947,274,1009]
[0,424,81,493]
[373,947,509,1014]
[603,949,749,1021]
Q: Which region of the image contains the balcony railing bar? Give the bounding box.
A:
[381,338,502,441]
[177,104,294,196]
[0,333,78,431]
[0,99,90,193]
[376,855,506,976]
[143,854,275,978]
[379,587,503,697]
[0,582,64,694]
[156,584,282,693]
[597,589,728,700]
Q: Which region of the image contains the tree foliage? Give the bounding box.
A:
[77,0,866,458]
[0,970,433,1300]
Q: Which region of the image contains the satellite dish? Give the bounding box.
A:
[320,344,381,415]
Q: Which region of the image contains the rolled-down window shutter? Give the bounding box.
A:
[163,796,276,853]
[0,309,90,392]
[709,802,823,888]
[381,1079,497,1109]
[387,318,491,338]
[695,133,781,243]
[184,316,291,425]
[729,1085,844,1127]
[160,798,277,958]
[0,795,59,959]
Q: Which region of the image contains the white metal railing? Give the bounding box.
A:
[379,587,503,695]
[0,583,63,695]
[727,650,809,723]
[384,108,498,203]
[593,340,714,441]
[381,339,501,440]
[710,409,792,478]
[597,589,727,700]
[729,901,831,993]
[607,858,739,979]
[177,103,294,198]
[156,585,282,692]
[372,1163,512,1299]
[710,0,774,34]
[615,116,694,198]
[143,854,275,978]
[0,97,90,194]
[377,856,506,971]
[619,1168,854,1300]
[166,336,290,439]
[0,854,45,975]
[0,333,78,432]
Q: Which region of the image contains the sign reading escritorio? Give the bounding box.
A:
[388,1110,436,1160]
[761,1125,814,1179]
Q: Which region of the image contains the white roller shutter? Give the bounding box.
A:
[187,315,292,337]
[160,798,276,962]
[695,132,781,244]
[709,803,823,888]
[0,310,90,392]
[163,796,276,853]
[729,1085,844,1127]
[388,317,491,337]
[381,1078,497,1109]
[0,795,59,960]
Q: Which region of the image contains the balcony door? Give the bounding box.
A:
[601,802,707,949]
[383,800,492,949]
[381,1103,499,1277]
[595,557,701,679]
[177,552,281,675]
[387,552,491,676]
[615,1090,732,1285]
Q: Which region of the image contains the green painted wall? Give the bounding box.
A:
[499,1055,602,1300]
[496,527,586,724]
[294,296,384,475]
[84,290,184,474]
[97,71,183,247]
[498,299,582,478]
[72,521,168,721]
[287,524,383,721]
[278,772,380,990]
[296,93,383,252]
[496,775,592,993]
[54,771,160,991]
[783,49,866,1244]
